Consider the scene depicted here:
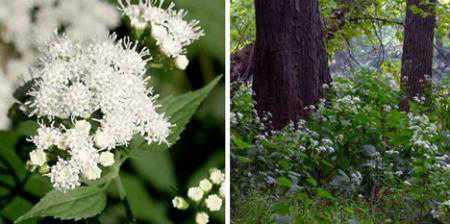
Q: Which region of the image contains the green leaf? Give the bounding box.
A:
[271,202,290,215]
[130,75,222,156]
[316,188,335,201]
[121,173,170,224]
[306,177,318,187]
[1,197,36,224]
[232,136,253,150]
[15,186,106,223]
[276,177,293,189]
[130,150,177,192]
[237,156,252,164]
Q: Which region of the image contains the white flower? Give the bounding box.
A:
[172,196,189,210]
[175,55,189,70]
[31,124,63,150]
[205,194,223,211]
[29,150,47,166]
[47,158,81,192]
[94,131,114,149]
[61,120,92,151]
[442,200,450,208]
[187,187,204,202]
[99,152,115,167]
[350,171,362,185]
[195,212,209,224]
[199,179,213,192]
[209,168,225,185]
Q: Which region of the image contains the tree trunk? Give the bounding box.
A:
[400,0,436,104]
[253,0,330,129]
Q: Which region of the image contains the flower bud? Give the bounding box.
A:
[195,212,209,224]
[29,149,47,166]
[199,179,213,192]
[99,151,115,167]
[175,55,189,70]
[172,197,189,210]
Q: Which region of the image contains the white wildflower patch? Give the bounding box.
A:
[335,95,361,113]
[23,34,172,191]
[119,0,204,68]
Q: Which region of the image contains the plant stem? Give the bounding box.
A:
[149,63,163,68]
[113,176,136,224]
[113,176,126,200]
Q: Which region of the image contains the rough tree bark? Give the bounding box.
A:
[400,0,436,107]
[253,0,331,129]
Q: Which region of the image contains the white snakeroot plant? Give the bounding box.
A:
[119,0,204,70]
[173,168,225,222]
[23,34,171,192]
[7,1,221,223]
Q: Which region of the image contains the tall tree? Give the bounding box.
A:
[253,0,331,129]
[401,0,436,105]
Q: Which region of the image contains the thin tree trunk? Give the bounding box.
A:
[253,0,330,129]
[400,0,436,107]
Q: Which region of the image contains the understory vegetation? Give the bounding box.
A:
[231,72,450,223]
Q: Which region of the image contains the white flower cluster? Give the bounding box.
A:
[119,0,204,69]
[408,113,438,152]
[335,95,361,113]
[25,34,171,191]
[273,121,336,154]
[407,113,450,171]
[172,168,225,224]
[412,95,426,104]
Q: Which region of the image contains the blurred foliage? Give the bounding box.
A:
[0,0,225,223]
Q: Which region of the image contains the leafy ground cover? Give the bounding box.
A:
[231,72,449,223]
